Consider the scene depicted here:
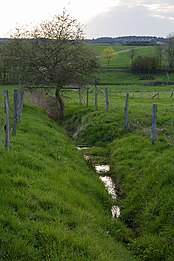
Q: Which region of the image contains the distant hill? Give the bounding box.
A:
[86,36,166,46]
[0,36,166,46]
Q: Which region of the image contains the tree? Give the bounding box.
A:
[5,10,99,118]
[128,46,137,67]
[155,45,164,70]
[101,46,116,69]
[165,34,174,71]
[131,55,160,74]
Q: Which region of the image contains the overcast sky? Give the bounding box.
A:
[1,0,174,38]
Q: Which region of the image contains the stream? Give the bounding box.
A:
[77,146,120,219]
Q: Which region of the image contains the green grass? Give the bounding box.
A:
[91,45,156,69]
[62,85,174,260]
[89,44,174,85]
[1,40,174,260]
[0,93,137,260]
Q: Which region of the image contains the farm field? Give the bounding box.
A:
[91,45,157,69]
[90,44,174,84]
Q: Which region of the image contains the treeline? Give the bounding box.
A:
[86,36,166,46]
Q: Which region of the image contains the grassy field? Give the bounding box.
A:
[62,84,174,260]
[89,44,174,84]
[91,45,157,69]
[1,44,174,260]
[0,88,137,260]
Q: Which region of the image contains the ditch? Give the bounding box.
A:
[77,146,120,219]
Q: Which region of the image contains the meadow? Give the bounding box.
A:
[1,44,174,260]
[91,45,157,69]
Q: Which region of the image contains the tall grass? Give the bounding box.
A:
[62,85,174,260]
[0,93,136,260]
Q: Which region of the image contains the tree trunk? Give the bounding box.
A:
[55,87,64,119]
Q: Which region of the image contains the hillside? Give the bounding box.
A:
[0,97,136,260]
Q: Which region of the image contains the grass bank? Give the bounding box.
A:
[62,87,174,260]
[0,97,136,260]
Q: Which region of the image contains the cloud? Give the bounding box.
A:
[85,4,174,38]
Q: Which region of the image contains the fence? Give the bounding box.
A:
[1,89,24,152]
[62,86,174,145]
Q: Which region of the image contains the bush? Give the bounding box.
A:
[131,55,160,74]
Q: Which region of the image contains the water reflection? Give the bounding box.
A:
[99,175,121,218]
[99,176,116,200]
[77,146,120,218]
[95,165,110,173]
[111,205,121,219]
[77,146,92,150]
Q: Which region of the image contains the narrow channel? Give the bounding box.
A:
[77,146,120,219]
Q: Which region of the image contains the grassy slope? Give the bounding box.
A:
[90,45,174,84]
[62,87,174,260]
[0,100,136,260]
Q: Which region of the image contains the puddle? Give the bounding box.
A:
[99,176,117,200]
[99,172,121,219]
[77,146,93,150]
[111,205,121,219]
[77,146,120,219]
[95,165,110,173]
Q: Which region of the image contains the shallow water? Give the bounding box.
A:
[111,205,121,218]
[99,176,117,200]
[99,175,121,218]
[95,164,110,173]
[77,146,120,218]
[77,146,93,150]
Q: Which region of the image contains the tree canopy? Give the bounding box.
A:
[5,10,99,118]
[101,46,116,69]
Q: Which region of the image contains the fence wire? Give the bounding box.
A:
[63,86,174,145]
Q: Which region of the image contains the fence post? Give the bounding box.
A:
[124,92,129,131]
[12,90,19,135]
[105,87,109,112]
[95,86,98,111]
[4,90,10,152]
[86,87,89,107]
[152,104,157,144]
[19,89,24,118]
[78,88,82,105]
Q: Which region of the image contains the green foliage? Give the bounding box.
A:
[131,55,160,74]
[101,46,116,69]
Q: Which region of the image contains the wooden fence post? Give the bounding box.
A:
[95,86,98,111]
[152,104,157,144]
[105,87,109,112]
[124,92,129,131]
[86,87,89,107]
[4,90,10,152]
[19,89,24,118]
[78,88,82,105]
[12,90,19,135]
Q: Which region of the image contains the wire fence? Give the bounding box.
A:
[62,86,174,145]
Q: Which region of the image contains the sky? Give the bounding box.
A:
[1,0,174,38]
